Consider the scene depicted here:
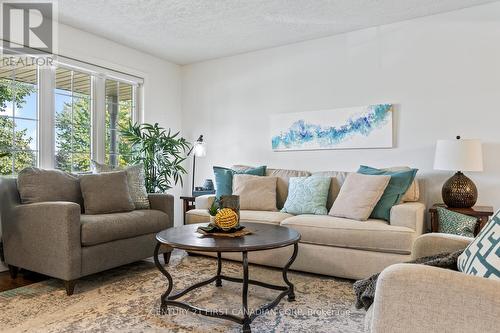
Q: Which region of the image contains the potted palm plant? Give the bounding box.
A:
[120,122,190,193]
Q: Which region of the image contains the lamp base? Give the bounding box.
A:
[442,171,477,208]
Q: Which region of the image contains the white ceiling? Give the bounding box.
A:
[58,0,496,65]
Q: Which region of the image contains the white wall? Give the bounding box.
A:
[181,3,500,216]
[57,24,185,224]
[0,24,184,271]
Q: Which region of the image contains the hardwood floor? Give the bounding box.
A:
[0,254,171,293]
[0,269,48,292]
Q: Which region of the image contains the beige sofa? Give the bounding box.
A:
[367,233,500,332]
[186,167,426,280]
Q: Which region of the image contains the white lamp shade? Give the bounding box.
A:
[434,139,483,171]
[193,142,206,157]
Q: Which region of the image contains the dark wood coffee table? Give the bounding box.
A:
[153,222,301,333]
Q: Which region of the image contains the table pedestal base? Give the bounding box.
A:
[154,243,299,333]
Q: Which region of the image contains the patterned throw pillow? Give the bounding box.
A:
[437,207,477,238]
[281,177,331,215]
[458,212,500,279]
[92,161,150,209]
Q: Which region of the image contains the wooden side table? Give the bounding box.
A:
[429,204,494,236]
[180,196,196,225]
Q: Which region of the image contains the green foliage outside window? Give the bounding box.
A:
[0,80,36,175]
[55,99,135,173]
[55,97,92,172]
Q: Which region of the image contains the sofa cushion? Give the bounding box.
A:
[329,173,390,221]
[80,171,135,214]
[232,174,278,211]
[458,213,500,279]
[437,207,476,238]
[186,209,293,225]
[93,161,150,209]
[281,214,415,254]
[17,167,83,206]
[266,168,311,209]
[382,166,420,202]
[358,165,418,221]
[214,165,266,197]
[81,209,169,246]
[311,171,349,209]
[231,165,312,209]
[281,176,331,215]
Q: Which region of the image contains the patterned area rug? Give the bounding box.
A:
[0,250,366,332]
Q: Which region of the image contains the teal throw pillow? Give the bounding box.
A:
[213,166,266,197]
[437,207,477,238]
[357,165,418,221]
[281,177,331,215]
[458,212,500,279]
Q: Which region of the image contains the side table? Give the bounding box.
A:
[429,204,494,236]
[180,196,196,225]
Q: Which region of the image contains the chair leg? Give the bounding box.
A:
[163,251,171,265]
[8,265,18,279]
[64,280,77,296]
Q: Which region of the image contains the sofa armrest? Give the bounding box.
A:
[411,233,472,260]
[370,264,500,333]
[148,193,174,228]
[4,202,82,280]
[389,202,425,233]
[195,194,215,210]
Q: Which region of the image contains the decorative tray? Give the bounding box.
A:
[197,224,252,238]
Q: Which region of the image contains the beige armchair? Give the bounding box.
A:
[366,233,500,333]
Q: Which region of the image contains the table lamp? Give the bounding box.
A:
[187,135,206,195]
[433,136,483,208]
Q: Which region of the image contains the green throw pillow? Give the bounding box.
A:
[213,166,266,197]
[357,165,418,221]
[437,207,477,238]
[281,177,331,215]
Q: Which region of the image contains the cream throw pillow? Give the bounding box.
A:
[329,173,390,221]
[232,174,278,211]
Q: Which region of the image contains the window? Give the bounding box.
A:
[55,67,92,172]
[0,55,142,175]
[105,79,135,167]
[0,63,38,175]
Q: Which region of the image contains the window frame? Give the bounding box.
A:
[53,65,93,173]
[3,57,143,173]
[104,78,138,168]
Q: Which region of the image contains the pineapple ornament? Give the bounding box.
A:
[214,208,239,230]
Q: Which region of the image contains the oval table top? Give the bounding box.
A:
[156,222,301,252]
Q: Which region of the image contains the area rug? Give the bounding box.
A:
[0,250,366,332]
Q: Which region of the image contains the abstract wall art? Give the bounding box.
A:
[270,104,394,151]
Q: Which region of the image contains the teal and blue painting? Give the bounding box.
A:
[271,104,393,151]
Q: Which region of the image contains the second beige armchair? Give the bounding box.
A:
[366,233,500,333]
